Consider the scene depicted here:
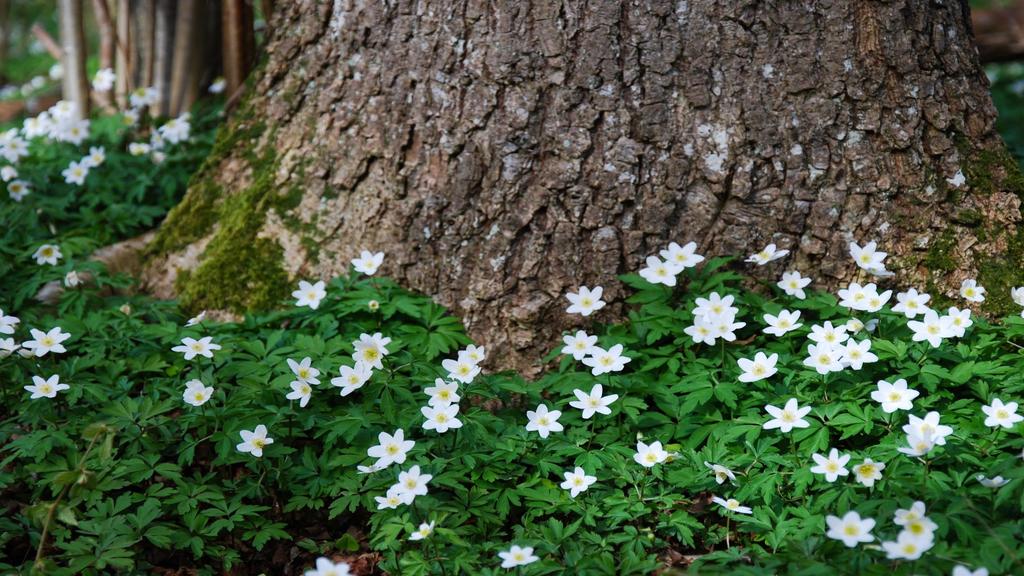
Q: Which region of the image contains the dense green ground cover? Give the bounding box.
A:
[3,55,1024,576]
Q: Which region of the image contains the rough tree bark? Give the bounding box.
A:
[144,0,1024,374]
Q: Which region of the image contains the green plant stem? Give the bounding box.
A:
[432,538,448,576]
[725,516,731,549]
[979,427,1001,455]
[34,431,104,570]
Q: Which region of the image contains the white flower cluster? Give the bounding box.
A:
[17,100,91,145]
[0,66,55,100]
[2,313,74,398]
[684,292,746,345]
[824,501,944,561]
[638,241,705,286]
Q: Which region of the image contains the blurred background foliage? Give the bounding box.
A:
[987,63,1024,163]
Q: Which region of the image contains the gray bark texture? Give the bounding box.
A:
[145,0,1024,375]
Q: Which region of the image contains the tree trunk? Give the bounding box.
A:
[144,0,1024,375]
[152,0,175,116]
[972,0,1024,63]
[90,0,116,110]
[58,0,90,119]
[221,0,254,99]
[0,0,10,82]
[132,0,155,92]
[168,0,198,115]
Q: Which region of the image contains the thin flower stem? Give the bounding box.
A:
[34,430,105,570]
[433,538,448,576]
[725,516,731,549]
[585,417,596,450]
[979,427,1001,455]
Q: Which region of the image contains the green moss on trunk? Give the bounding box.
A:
[946,137,1024,317]
[151,98,301,312]
[924,230,957,273]
[175,146,291,312]
[976,227,1024,315]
